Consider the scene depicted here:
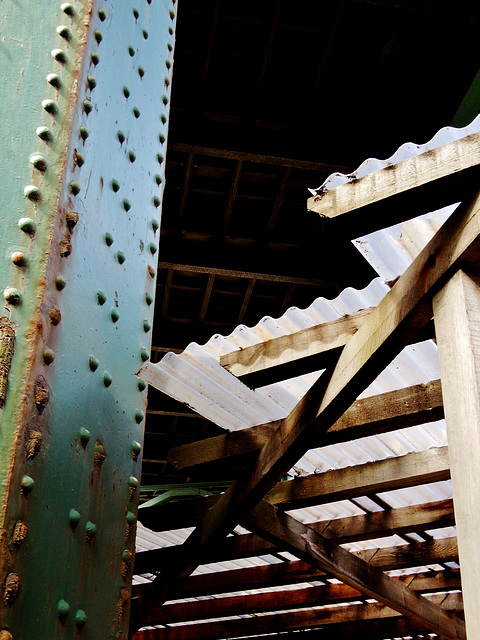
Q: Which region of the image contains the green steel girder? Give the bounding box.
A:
[0,1,176,638]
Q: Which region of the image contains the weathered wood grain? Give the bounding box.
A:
[434,268,480,639]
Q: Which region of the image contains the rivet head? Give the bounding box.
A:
[133,107,140,118]
[155,174,162,186]
[21,475,34,492]
[75,610,87,628]
[128,46,135,57]
[145,292,154,305]
[159,133,166,144]
[133,8,139,19]
[43,348,55,365]
[11,252,27,267]
[128,151,136,163]
[149,243,158,255]
[117,130,125,144]
[165,59,171,70]
[153,196,160,208]
[98,7,106,20]
[134,410,144,424]
[157,153,164,165]
[0,631,13,640]
[138,66,145,78]
[42,99,57,116]
[85,521,97,540]
[116,251,126,265]
[122,199,131,211]
[140,348,149,362]
[161,114,167,124]
[74,151,85,167]
[143,321,151,333]
[111,179,120,192]
[111,308,119,323]
[96,290,106,305]
[123,86,130,99]
[88,356,99,372]
[83,99,92,114]
[105,233,114,246]
[103,372,113,387]
[70,181,80,195]
[30,153,47,171]
[57,600,70,618]
[138,379,147,392]
[94,30,103,44]
[87,75,96,89]
[125,511,136,525]
[24,185,41,201]
[18,217,36,234]
[94,440,106,466]
[131,441,141,460]
[162,94,169,106]
[4,288,22,306]
[79,126,89,140]
[142,29,148,39]
[69,509,81,528]
[46,73,62,88]
[122,549,133,564]
[129,476,139,488]
[55,275,66,290]
[49,308,62,325]
[147,265,156,278]
[56,25,71,41]
[90,52,100,65]
[51,48,67,63]
[79,428,91,446]
[61,2,75,15]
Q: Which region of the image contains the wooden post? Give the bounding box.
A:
[433,268,480,638]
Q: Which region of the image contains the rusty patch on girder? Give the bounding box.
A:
[25,431,43,461]
[0,319,15,409]
[3,573,20,606]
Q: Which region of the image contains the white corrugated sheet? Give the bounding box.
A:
[309,113,480,196]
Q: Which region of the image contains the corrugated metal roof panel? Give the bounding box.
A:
[309,114,480,196]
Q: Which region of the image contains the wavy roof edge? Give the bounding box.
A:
[309,113,480,195]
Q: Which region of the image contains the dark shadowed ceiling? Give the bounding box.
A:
[142,0,480,485]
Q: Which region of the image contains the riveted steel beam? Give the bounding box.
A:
[0,1,176,637]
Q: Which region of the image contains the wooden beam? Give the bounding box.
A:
[168,379,443,471]
[307,133,480,238]
[169,142,354,174]
[137,190,480,628]
[136,497,454,567]
[266,446,450,510]
[141,570,461,626]
[156,261,331,287]
[139,488,453,543]
[220,307,373,377]
[433,268,480,638]
[133,538,459,597]
[243,501,465,639]
[134,593,463,640]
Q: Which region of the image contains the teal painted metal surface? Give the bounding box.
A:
[0,0,175,637]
